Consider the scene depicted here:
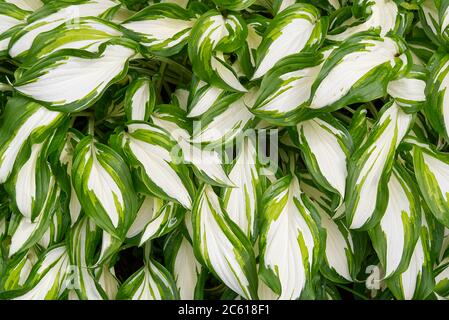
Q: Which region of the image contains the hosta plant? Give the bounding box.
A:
[1,0,449,301]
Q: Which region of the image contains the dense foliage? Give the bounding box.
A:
[0,0,448,300]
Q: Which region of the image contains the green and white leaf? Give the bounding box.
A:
[2,245,70,300]
[8,179,59,257]
[71,136,138,239]
[387,214,434,300]
[191,88,258,146]
[413,144,449,228]
[327,0,402,41]
[0,97,64,184]
[68,217,108,300]
[139,200,184,245]
[346,101,413,230]
[387,65,427,108]
[187,80,225,118]
[188,10,248,92]
[295,115,352,206]
[223,136,262,242]
[124,77,156,122]
[116,258,179,300]
[8,0,120,59]
[110,122,195,209]
[369,165,421,279]
[126,195,164,239]
[192,184,258,300]
[164,227,203,300]
[15,43,137,113]
[259,174,321,299]
[252,3,327,79]
[252,52,325,125]
[310,34,410,111]
[23,17,124,65]
[122,3,195,56]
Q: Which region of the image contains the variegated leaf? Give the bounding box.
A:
[188,10,248,92]
[413,144,449,228]
[139,200,184,245]
[97,264,119,299]
[0,245,70,300]
[299,175,357,283]
[252,52,325,125]
[191,88,258,146]
[68,217,108,300]
[8,0,120,59]
[124,77,156,122]
[327,0,406,42]
[310,34,411,111]
[122,3,195,56]
[387,65,427,109]
[116,258,179,300]
[164,227,204,300]
[23,17,124,65]
[110,122,195,209]
[259,174,321,299]
[192,184,258,300]
[369,165,421,279]
[386,213,435,300]
[0,97,65,184]
[295,115,352,205]
[346,101,413,230]
[223,136,262,242]
[187,79,225,118]
[15,42,137,112]
[71,136,138,239]
[5,137,54,221]
[252,3,327,80]
[126,195,164,239]
[7,178,59,257]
